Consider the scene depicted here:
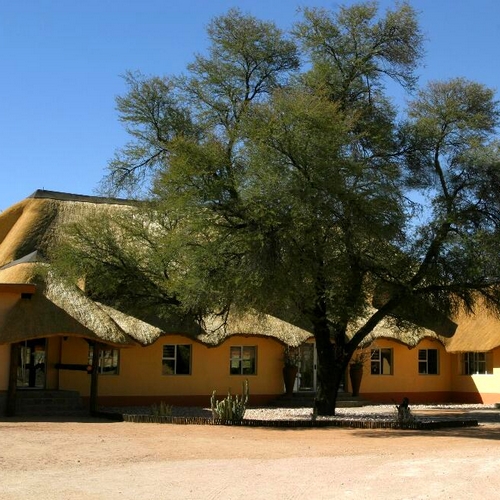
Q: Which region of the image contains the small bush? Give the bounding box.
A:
[151,401,173,417]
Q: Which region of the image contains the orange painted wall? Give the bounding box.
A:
[449,347,500,403]
[356,338,452,403]
[59,334,285,403]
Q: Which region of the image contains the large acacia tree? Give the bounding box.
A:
[54,3,500,415]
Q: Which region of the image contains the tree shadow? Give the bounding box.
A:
[352,421,500,442]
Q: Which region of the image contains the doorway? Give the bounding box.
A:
[17,339,46,388]
[298,343,316,391]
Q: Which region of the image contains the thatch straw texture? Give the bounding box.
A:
[359,319,442,348]
[198,312,313,347]
[444,306,500,352]
[2,190,498,353]
[96,302,164,346]
[0,190,133,268]
[0,263,135,346]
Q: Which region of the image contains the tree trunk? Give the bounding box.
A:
[313,320,348,416]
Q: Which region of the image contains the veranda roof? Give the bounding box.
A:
[0,263,135,346]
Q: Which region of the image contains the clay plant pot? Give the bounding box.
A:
[283,365,298,396]
[349,364,363,397]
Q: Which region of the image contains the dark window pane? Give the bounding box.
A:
[428,349,438,374]
[162,359,175,375]
[162,344,191,375]
[176,345,191,374]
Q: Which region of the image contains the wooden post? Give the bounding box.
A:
[6,343,19,417]
[89,342,100,415]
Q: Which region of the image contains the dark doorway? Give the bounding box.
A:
[17,339,46,388]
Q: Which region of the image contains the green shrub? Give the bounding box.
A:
[151,401,173,417]
[211,380,249,421]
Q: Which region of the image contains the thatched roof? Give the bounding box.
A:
[1,190,498,353]
[443,306,500,353]
[0,190,152,347]
[0,263,135,346]
[198,312,313,347]
[0,190,132,268]
[352,313,443,349]
[96,302,164,346]
[0,191,315,347]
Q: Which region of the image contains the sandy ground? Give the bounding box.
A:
[1,413,500,500]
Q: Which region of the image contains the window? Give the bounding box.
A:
[371,348,392,375]
[418,349,439,375]
[230,346,256,375]
[462,352,491,375]
[162,345,191,375]
[88,346,119,375]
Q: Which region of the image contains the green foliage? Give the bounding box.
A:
[211,380,249,421]
[52,3,500,416]
[151,401,173,417]
[283,346,300,367]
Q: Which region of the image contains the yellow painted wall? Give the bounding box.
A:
[0,344,9,390]
[59,334,285,399]
[357,338,451,399]
[449,348,500,403]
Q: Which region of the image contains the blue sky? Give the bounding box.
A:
[1,0,500,211]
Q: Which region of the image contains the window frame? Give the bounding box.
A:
[229,346,257,375]
[461,352,492,375]
[370,348,393,375]
[418,348,439,375]
[162,344,192,375]
[88,346,120,375]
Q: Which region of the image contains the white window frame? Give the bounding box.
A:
[230,346,257,375]
[418,348,439,375]
[370,348,393,375]
[162,344,192,375]
[461,352,492,375]
[88,346,120,375]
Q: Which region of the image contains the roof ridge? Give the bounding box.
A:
[28,189,134,206]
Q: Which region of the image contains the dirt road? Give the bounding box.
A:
[1,418,500,499]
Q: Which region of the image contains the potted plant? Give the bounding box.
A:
[282,346,300,396]
[349,348,369,397]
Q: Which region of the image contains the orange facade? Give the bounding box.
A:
[56,334,286,406]
[349,338,500,404]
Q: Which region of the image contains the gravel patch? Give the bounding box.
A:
[101,403,500,424]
